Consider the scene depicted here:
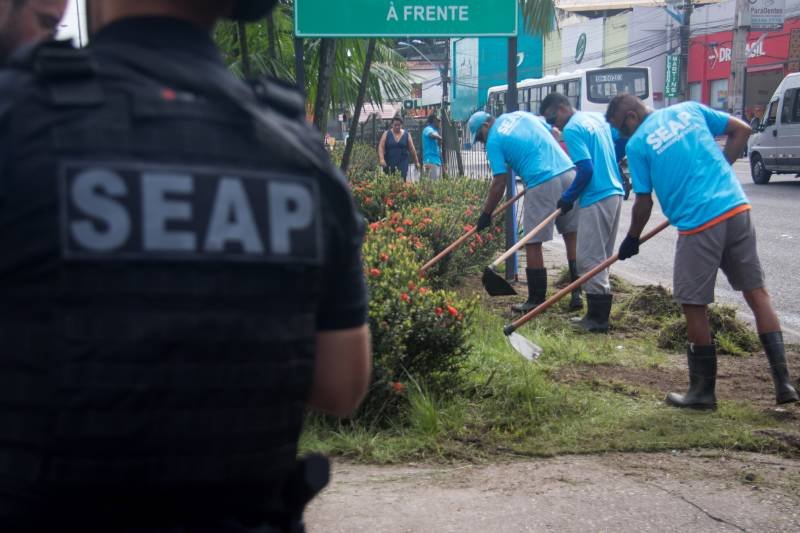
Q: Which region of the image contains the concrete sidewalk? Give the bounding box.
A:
[306,451,800,532]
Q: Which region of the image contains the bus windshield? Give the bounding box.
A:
[586,68,649,103]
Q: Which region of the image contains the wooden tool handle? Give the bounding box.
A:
[491,209,561,268]
[506,220,670,333]
[420,188,526,273]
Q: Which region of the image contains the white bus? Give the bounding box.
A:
[486,66,653,117]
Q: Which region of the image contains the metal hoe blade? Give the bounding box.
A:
[506,332,543,361]
[481,266,517,296]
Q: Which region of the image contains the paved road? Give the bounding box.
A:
[308,451,800,532]
[546,159,800,340]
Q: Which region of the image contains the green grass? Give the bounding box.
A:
[301,304,793,463]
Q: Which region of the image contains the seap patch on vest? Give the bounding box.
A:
[59,162,323,264]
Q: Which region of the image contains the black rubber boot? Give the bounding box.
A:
[666,344,717,410]
[760,331,800,405]
[568,260,583,311]
[572,293,611,333]
[511,268,547,313]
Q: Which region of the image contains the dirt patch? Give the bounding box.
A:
[552,351,800,418]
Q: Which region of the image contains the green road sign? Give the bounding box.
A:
[295,0,518,37]
[665,54,681,98]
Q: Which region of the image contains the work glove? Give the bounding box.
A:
[476,211,492,232]
[618,234,640,261]
[621,172,632,201]
[556,198,573,214]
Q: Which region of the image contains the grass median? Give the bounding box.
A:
[301,274,799,463]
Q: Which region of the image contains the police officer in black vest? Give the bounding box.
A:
[0,0,372,531]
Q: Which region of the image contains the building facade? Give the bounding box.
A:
[688,1,800,119]
[450,7,544,120]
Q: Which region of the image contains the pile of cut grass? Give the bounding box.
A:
[658,305,760,356]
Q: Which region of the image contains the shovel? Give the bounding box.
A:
[502,220,670,361]
[419,189,526,274]
[481,209,562,296]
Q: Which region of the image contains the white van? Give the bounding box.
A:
[748,72,800,184]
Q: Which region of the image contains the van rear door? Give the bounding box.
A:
[777,87,800,172]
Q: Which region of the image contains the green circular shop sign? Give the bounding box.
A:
[575,33,587,64]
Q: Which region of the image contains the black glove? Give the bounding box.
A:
[556,198,573,214]
[618,234,640,261]
[476,211,492,232]
[621,171,632,201]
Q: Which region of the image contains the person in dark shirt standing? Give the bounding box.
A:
[378,115,420,180]
[0,0,371,530]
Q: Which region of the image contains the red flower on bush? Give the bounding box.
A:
[385,198,394,207]
[419,287,429,295]
[369,268,381,277]
[408,281,416,291]
[369,222,379,231]
[392,382,406,393]
[400,293,410,303]
[403,218,413,226]
[395,226,405,234]
[434,307,443,316]
[379,253,389,262]
[447,305,458,317]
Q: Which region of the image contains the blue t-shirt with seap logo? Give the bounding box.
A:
[422,125,442,165]
[624,102,749,232]
[485,111,574,189]
[562,111,624,208]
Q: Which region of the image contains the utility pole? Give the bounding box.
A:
[505,36,519,281]
[679,0,693,102]
[729,0,751,116]
[441,38,451,175]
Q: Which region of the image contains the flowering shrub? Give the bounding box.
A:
[351,169,505,288]
[357,221,476,423]
[330,147,511,424]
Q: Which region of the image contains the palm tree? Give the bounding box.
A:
[213,3,408,124]
[520,0,557,36]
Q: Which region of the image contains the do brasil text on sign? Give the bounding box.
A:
[295,0,517,37]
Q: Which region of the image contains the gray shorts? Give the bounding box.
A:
[425,163,441,180]
[673,210,765,305]
[577,195,622,295]
[522,169,579,243]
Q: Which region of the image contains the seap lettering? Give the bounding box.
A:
[645,111,694,152]
[62,164,322,263]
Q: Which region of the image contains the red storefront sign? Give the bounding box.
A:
[688,18,800,103]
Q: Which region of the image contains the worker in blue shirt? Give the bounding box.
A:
[540,93,625,333]
[468,110,582,313]
[421,114,443,180]
[607,94,798,410]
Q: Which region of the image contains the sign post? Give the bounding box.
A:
[295,0,518,37]
[665,54,681,98]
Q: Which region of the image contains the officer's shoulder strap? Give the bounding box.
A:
[8,40,104,107]
[96,42,335,176]
[249,77,306,122]
[95,42,362,238]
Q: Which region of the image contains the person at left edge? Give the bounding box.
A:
[469,110,580,313]
[540,92,625,332]
[0,0,68,63]
[422,113,443,180]
[0,0,372,531]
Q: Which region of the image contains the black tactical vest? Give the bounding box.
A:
[0,40,347,528]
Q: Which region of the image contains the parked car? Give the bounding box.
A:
[748,72,800,184]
